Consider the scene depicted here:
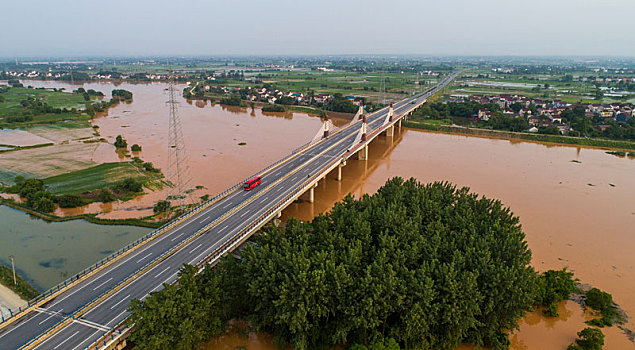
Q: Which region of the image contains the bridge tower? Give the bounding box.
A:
[323,113,330,138]
[166,74,193,207]
[358,103,365,120]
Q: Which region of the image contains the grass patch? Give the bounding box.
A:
[42,162,160,195]
[0,265,39,300]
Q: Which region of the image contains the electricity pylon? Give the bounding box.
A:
[166,73,193,207]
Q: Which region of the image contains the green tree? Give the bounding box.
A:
[96,189,116,202]
[55,194,87,208]
[116,178,142,193]
[131,144,142,152]
[534,268,577,316]
[567,328,604,350]
[153,200,170,213]
[34,196,55,212]
[114,135,127,149]
[127,265,225,350]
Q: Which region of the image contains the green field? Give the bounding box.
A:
[0,86,94,127]
[43,162,158,194]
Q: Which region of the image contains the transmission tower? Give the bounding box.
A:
[166,74,193,207]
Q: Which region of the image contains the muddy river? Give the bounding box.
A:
[8,81,635,349]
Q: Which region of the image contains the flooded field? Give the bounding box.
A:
[18,80,325,218]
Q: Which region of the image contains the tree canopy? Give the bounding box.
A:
[128,178,539,350]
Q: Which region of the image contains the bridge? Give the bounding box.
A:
[0,72,459,350]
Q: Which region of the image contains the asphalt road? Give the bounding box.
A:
[0,73,458,350]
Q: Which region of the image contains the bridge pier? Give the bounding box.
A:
[398,118,402,128]
[384,124,394,137]
[308,182,318,203]
[357,144,368,161]
[337,161,346,181]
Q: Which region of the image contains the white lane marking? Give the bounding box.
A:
[218,225,228,233]
[154,266,171,278]
[38,308,63,325]
[109,294,131,310]
[136,252,153,263]
[199,217,208,224]
[92,277,113,291]
[106,310,130,327]
[171,230,186,242]
[70,330,101,350]
[240,210,249,218]
[189,243,203,254]
[83,258,166,317]
[53,330,79,349]
[222,201,232,209]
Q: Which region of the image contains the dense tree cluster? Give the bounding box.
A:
[114,135,127,149]
[219,94,242,106]
[534,268,577,317]
[568,328,604,350]
[412,101,500,120]
[129,178,538,350]
[325,93,359,114]
[111,89,133,100]
[128,265,225,350]
[585,288,621,327]
[262,104,286,112]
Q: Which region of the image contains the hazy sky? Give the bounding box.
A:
[3,0,634,57]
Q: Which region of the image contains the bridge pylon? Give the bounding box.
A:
[358,103,365,120]
[323,113,330,138]
[388,102,394,122]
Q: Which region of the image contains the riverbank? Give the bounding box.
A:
[0,198,162,228]
[403,120,635,150]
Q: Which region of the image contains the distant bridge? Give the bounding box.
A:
[0,72,459,350]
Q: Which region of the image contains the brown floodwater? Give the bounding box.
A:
[24,80,326,219]
[20,81,635,349]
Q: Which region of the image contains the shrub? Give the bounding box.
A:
[153,200,171,213]
[585,288,620,326]
[131,144,142,152]
[534,268,577,316]
[114,135,128,149]
[34,197,55,212]
[97,189,116,203]
[117,178,143,193]
[55,194,87,208]
[143,162,160,173]
[567,328,604,350]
